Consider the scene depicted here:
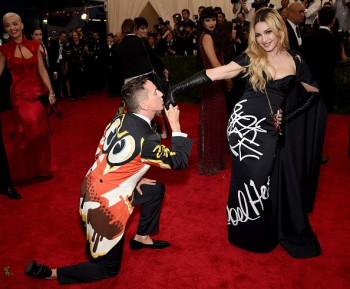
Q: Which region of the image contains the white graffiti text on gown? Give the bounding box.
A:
[227,177,270,226]
[227,100,267,161]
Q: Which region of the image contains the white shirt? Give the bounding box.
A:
[133,113,187,138]
[287,19,302,46]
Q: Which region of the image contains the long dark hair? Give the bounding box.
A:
[198,7,217,34]
[198,7,220,48]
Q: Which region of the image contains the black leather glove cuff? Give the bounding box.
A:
[164,70,212,109]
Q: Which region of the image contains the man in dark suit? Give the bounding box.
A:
[48,31,68,98]
[302,6,340,212]
[25,76,193,284]
[113,19,167,83]
[286,2,305,52]
[303,6,340,112]
[88,31,106,94]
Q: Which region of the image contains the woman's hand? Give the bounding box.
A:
[49,93,56,105]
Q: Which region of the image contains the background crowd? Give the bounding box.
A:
[2,0,346,103]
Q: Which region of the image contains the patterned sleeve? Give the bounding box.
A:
[141,134,193,170]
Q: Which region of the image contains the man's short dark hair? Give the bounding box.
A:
[214,7,223,13]
[121,76,149,112]
[237,12,245,18]
[318,6,335,26]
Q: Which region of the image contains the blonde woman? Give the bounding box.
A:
[165,8,321,258]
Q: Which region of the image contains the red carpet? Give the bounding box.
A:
[0,93,349,289]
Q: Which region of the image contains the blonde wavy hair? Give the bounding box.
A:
[245,8,289,92]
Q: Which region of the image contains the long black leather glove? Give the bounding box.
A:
[284,92,320,122]
[164,70,212,109]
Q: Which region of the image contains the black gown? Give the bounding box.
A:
[226,50,321,258]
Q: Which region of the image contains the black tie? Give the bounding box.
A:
[295,26,301,38]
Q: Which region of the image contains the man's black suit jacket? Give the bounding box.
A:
[286,20,302,53]
[303,28,340,83]
[48,40,69,74]
[113,34,165,80]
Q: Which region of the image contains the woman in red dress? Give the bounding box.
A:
[0,12,56,180]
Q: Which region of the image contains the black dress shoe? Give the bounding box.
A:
[130,238,171,250]
[1,187,21,199]
[25,260,52,278]
[321,156,329,165]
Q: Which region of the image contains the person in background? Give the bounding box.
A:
[88,31,106,94]
[32,26,63,120]
[277,0,290,15]
[196,7,230,176]
[178,9,196,53]
[66,30,89,101]
[172,13,182,39]
[0,12,56,181]
[157,29,180,57]
[113,19,169,138]
[216,12,227,25]
[31,27,49,68]
[286,2,305,52]
[165,7,322,259]
[114,19,167,84]
[180,9,195,30]
[48,31,69,98]
[303,0,321,35]
[232,0,255,22]
[147,32,158,50]
[106,33,117,97]
[233,11,250,55]
[217,20,240,114]
[198,6,205,16]
[182,21,197,56]
[24,76,192,284]
[134,17,149,38]
[110,31,124,97]
[302,6,343,211]
[279,6,289,22]
[114,31,123,44]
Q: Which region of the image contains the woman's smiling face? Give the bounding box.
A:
[3,15,23,39]
[254,21,279,53]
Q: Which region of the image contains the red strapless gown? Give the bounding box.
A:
[0,38,56,180]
